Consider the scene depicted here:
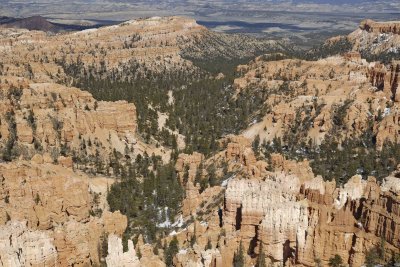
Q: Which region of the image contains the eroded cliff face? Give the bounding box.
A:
[0,17,205,82]
[0,221,57,266]
[369,61,400,101]
[0,16,283,84]
[360,20,400,36]
[347,20,400,56]
[0,157,127,266]
[0,16,399,267]
[0,79,173,172]
[169,136,400,267]
[232,54,400,150]
[181,173,400,267]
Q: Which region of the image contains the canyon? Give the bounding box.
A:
[0,15,399,267]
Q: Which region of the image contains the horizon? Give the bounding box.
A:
[1,0,399,49]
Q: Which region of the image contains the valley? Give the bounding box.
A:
[0,12,399,267]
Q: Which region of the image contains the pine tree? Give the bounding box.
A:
[194,161,203,186]
[256,243,266,267]
[252,134,260,156]
[207,163,217,187]
[190,224,197,247]
[165,236,179,266]
[328,254,343,267]
[183,165,190,185]
[233,241,245,267]
[205,238,212,250]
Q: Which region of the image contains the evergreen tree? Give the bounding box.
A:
[205,239,212,250]
[165,236,179,266]
[256,243,266,267]
[365,247,380,267]
[207,163,218,187]
[233,241,245,267]
[252,134,260,156]
[183,165,190,185]
[328,254,343,267]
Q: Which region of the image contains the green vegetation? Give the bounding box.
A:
[34,193,40,205]
[328,254,344,267]
[263,101,400,185]
[2,111,17,162]
[59,56,269,157]
[107,153,183,243]
[55,51,277,261]
[205,239,212,250]
[365,246,381,267]
[233,241,245,267]
[302,37,353,60]
[165,236,179,267]
[98,233,108,262]
[364,237,391,267]
[363,51,400,64]
[256,243,267,267]
[264,129,400,185]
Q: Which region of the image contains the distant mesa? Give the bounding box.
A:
[0,16,59,32]
[0,15,98,32]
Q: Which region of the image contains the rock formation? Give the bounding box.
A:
[0,17,204,81]
[0,79,174,172]
[0,221,57,266]
[231,54,400,150]
[171,133,400,267]
[220,135,268,178]
[0,16,399,267]
[0,16,283,85]
[0,158,127,266]
[369,61,400,101]
[175,152,204,184]
[360,19,400,35]
[203,168,400,266]
[348,19,400,55]
[106,234,140,267]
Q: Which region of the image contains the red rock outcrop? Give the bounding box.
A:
[175,152,204,184]
[360,19,400,35]
[369,61,400,101]
[0,82,137,161]
[222,136,268,178]
[0,16,211,84]
[386,62,400,102]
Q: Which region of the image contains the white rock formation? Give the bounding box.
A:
[335,175,366,209]
[106,234,140,267]
[381,175,400,193]
[259,201,309,262]
[0,221,57,267]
